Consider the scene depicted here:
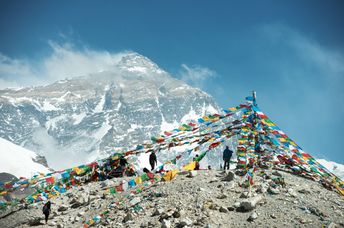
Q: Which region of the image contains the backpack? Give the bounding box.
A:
[43,204,49,214]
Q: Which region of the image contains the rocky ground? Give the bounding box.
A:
[0,169,343,228]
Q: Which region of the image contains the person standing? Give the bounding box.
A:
[223,146,233,170]
[193,154,200,170]
[149,151,157,171]
[42,201,51,224]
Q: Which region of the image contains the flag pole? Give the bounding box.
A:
[252,91,257,106]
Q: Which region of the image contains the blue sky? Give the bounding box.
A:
[0,1,343,163]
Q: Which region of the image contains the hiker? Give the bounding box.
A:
[193,155,200,170]
[125,165,136,177]
[208,165,212,170]
[42,201,51,224]
[119,155,128,177]
[223,146,233,170]
[149,151,157,171]
[98,169,106,181]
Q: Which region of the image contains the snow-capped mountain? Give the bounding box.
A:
[317,159,344,180]
[0,52,220,170]
[0,137,50,178]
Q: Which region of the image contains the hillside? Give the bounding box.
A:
[0,169,343,228]
[1,96,343,228]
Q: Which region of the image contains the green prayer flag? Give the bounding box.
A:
[110,188,116,194]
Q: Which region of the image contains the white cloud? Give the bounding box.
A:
[179,64,216,89]
[255,24,344,162]
[0,42,130,89]
[261,24,344,78]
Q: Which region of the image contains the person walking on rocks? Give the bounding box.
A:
[223,146,233,170]
[149,151,157,171]
[42,200,51,224]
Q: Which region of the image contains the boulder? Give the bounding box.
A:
[78,211,85,216]
[123,213,133,223]
[239,191,250,198]
[71,201,83,208]
[298,189,311,194]
[272,171,282,177]
[247,212,258,222]
[268,187,280,195]
[177,218,193,227]
[58,205,68,212]
[172,210,181,218]
[28,217,42,226]
[219,206,228,213]
[187,171,198,177]
[239,195,263,212]
[216,194,227,199]
[222,171,235,181]
[227,206,235,211]
[161,219,171,228]
[152,208,164,216]
[233,202,241,208]
[129,197,141,206]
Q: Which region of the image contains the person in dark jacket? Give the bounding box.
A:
[42,201,51,224]
[149,151,157,171]
[223,146,233,170]
[119,156,128,177]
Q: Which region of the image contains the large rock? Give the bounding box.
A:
[187,171,198,178]
[129,197,141,206]
[239,195,263,212]
[222,171,235,182]
[247,212,258,222]
[123,213,133,223]
[152,208,164,216]
[58,205,68,212]
[177,218,193,228]
[28,217,42,226]
[161,219,171,228]
[268,187,280,195]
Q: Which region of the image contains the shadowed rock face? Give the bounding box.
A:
[0,53,221,169]
[0,173,18,183]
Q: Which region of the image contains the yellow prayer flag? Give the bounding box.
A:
[163,169,178,181]
[183,161,196,171]
[135,176,142,185]
[203,116,210,121]
[279,138,287,143]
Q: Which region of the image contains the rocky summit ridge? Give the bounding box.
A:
[0,169,343,228]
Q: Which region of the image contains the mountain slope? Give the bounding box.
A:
[0,170,343,228]
[0,52,220,170]
[0,137,50,178]
[317,159,344,180]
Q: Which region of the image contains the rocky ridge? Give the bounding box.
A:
[1,169,343,228]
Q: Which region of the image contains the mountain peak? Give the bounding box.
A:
[117,52,165,74]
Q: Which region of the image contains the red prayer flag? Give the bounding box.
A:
[46,177,55,184]
[164,131,172,136]
[115,184,123,192]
